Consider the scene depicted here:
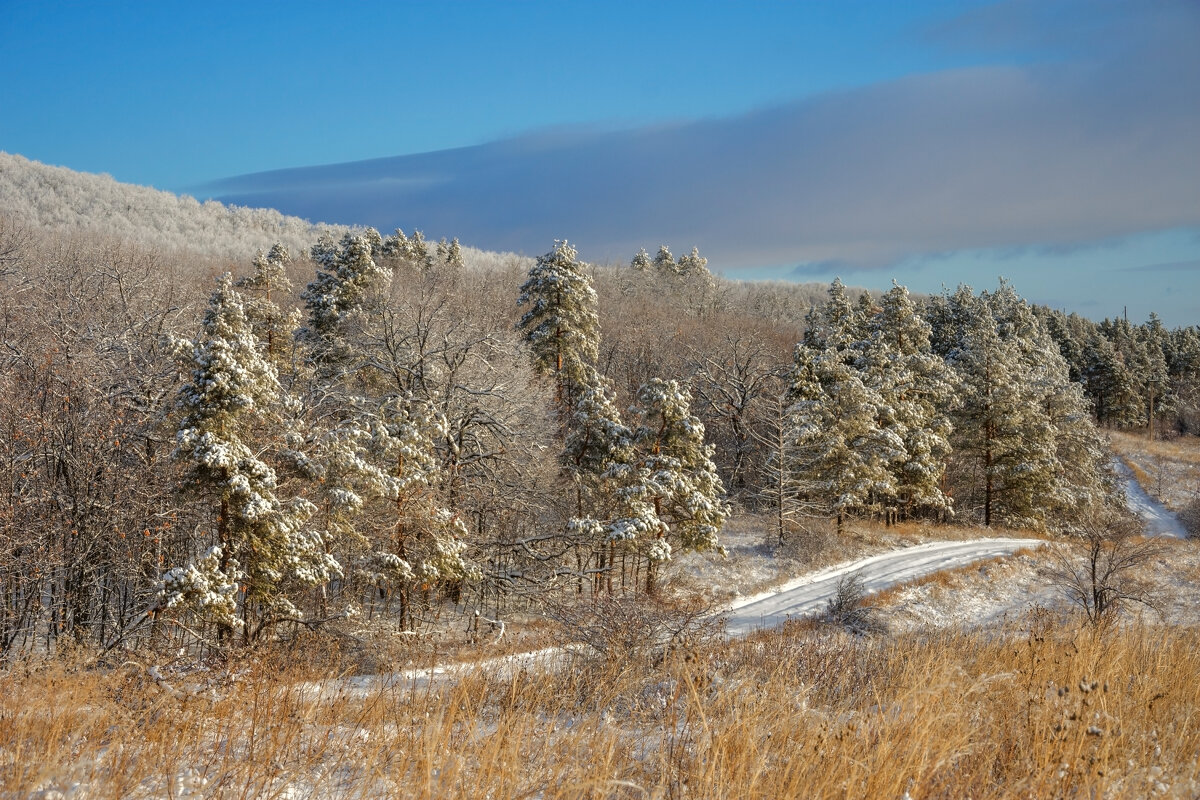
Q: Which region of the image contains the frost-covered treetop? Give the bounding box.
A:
[516,239,600,393]
[630,248,652,272]
[299,229,393,365]
[178,273,281,428]
[238,243,292,294]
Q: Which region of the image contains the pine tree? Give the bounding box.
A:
[935,283,1116,529]
[618,378,728,592]
[298,229,392,374]
[946,289,1039,527]
[236,243,298,363]
[372,392,474,629]
[784,339,898,533]
[861,282,955,519]
[1138,315,1170,439]
[408,229,430,265]
[516,240,600,413]
[1082,329,1142,427]
[785,281,898,533]
[168,274,337,640]
[676,246,708,278]
[381,228,410,259]
[445,237,464,270]
[652,245,677,275]
[561,375,636,593]
[630,248,652,272]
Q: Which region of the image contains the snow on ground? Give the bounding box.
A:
[297,644,585,701]
[1115,459,1189,538]
[722,538,1043,635]
[876,465,1200,631]
[1109,431,1200,525]
[877,536,1200,630]
[877,551,1060,631]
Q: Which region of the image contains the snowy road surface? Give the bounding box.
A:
[1115,459,1189,538]
[723,538,1043,636]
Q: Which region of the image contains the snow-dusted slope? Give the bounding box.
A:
[723,538,1043,636]
[1115,459,1189,538]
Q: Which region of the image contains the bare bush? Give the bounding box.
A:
[1178,495,1200,538]
[545,593,723,666]
[1049,509,1167,626]
[776,515,835,565]
[824,572,885,634]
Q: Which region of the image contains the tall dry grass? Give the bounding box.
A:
[2,613,1198,799]
[1110,430,1200,468]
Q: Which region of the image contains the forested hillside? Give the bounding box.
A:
[0,153,511,272]
[1,159,1196,658]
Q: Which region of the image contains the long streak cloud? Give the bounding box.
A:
[204,1,1200,270]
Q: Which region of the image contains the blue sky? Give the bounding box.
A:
[2,0,1198,325]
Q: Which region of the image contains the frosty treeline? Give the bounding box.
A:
[1033,306,1200,438]
[0,205,1189,656]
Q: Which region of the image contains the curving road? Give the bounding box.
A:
[722,537,1043,635]
[1114,459,1189,538]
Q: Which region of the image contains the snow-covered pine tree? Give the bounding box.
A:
[652,245,677,275]
[674,246,719,315]
[371,392,474,630]
[630,248,652,272]
[381,228,411,259]
[861,282,955,520]
[945,287,1055,528]
[1138,315,1171,439]
[408,229,430,265]
[812,277,867,353]
[561,374,636,593]
[784,341,899,533]
[1081,330,1143,427]
[278,408,386,619]
[445,237,464,270]
[619,378,728,593]
[298,229,392,375]
[676,247,708,279]
[516,240,600,415]
[785,281,899,533]
[990,282,1113,523]
[167,274,338,641]
[236,242,299,364]
[924,284,978,359]
[1167,326,1200,382]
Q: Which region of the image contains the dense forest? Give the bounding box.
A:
[1,164,1198,659]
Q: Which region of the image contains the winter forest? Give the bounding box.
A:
[2,177,1199,657]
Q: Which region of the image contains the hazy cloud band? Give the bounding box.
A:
[204,2,1199,271]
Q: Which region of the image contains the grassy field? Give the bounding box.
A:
[3,614,1198,799]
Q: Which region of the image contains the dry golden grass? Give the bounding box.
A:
[3,614,1198,799]
[1110,430,1200,468]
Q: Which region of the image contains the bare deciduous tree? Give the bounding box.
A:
[1049,509,1166,626]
